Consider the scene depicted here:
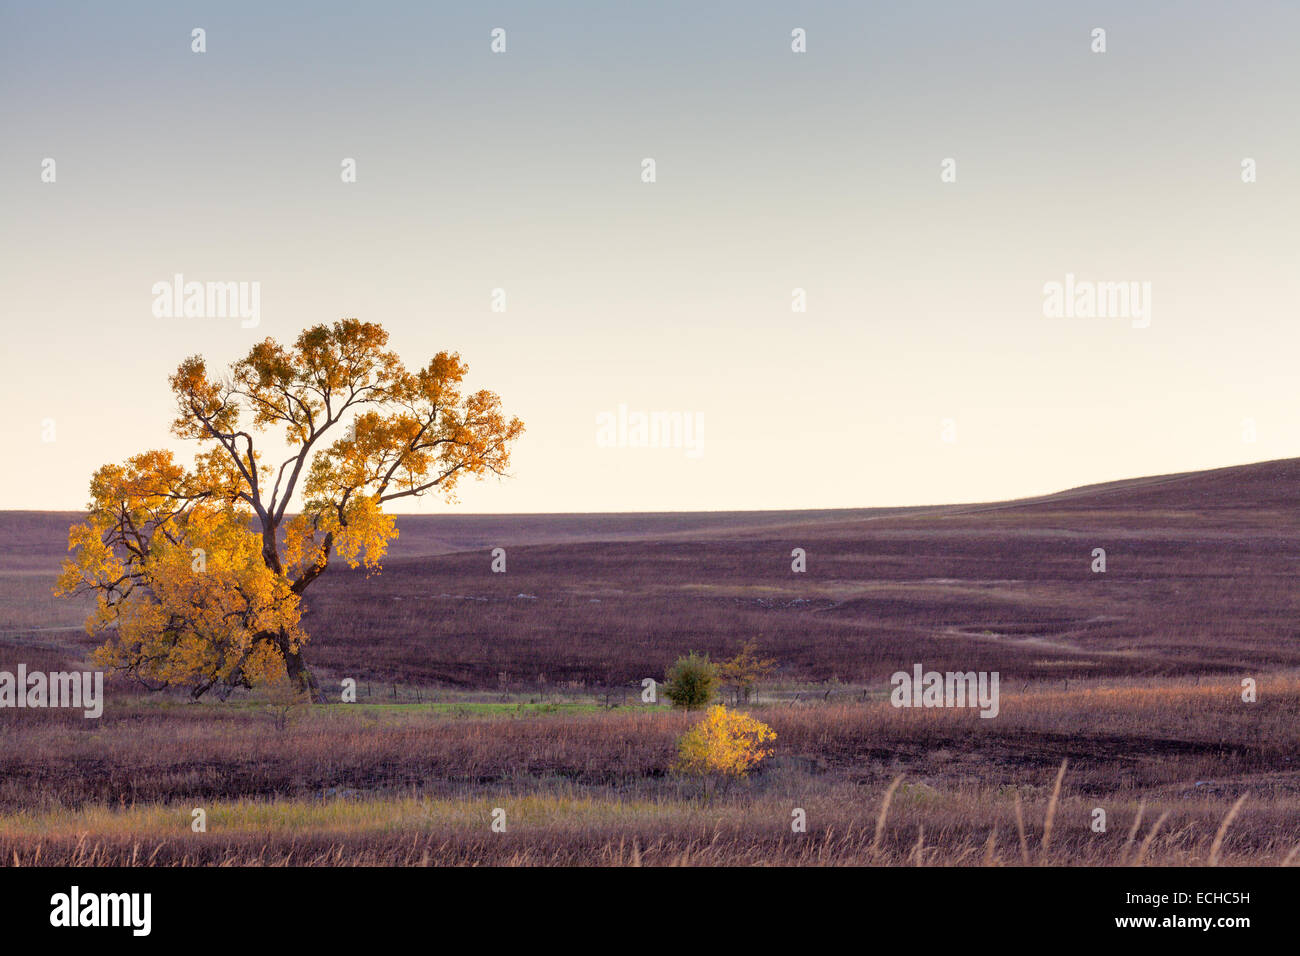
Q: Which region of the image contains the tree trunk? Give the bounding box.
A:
[278,631,323,702]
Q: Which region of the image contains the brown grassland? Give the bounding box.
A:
[0,458,1297,865]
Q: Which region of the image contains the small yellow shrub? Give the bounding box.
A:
[675,705,776,779]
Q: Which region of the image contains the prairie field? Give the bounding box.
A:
[1,458,1297,866]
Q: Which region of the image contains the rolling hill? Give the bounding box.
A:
[2,457,1295,689]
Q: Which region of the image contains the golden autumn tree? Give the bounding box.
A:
[55,320,523,701]
[675,705,776,797]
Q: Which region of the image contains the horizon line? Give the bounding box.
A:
[9,454,1293,519]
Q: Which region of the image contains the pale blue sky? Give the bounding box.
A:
[2,1,1297,512]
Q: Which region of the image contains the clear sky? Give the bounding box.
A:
[2,1,1297,513]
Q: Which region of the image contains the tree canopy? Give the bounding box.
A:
[56,319,524,700]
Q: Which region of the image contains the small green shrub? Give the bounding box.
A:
[664,651,717,709]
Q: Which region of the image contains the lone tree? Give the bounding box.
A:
[718,640,777,704]
[56,319,523,701]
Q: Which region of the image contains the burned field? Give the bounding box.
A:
[0,458,1296,865]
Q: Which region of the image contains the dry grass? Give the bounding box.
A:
[0,676,1296,865]
[1,776,1294,867]
[1,459,1297,866]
